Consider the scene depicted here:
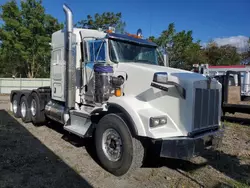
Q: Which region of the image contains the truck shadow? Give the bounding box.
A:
[202,149,250,186]
[45,121,102,167]
[142,147,250,187]
[0,110,93,188]
[61,133,102,167]
[142,146,207,171]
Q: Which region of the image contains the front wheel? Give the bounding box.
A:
[95,113,145,176]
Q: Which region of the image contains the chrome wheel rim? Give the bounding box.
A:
[31,99,36,116]
[21,102,26,118]
[102,128,122,162]
[13,100,18,114]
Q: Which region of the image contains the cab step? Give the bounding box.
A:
[63,110,92,137]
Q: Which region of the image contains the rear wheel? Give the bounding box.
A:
[30,92,46,126]
[12,95,21,118]
[95,113,145,176]
[20,96,31,123]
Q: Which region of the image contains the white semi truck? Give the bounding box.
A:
[10,4,223,176]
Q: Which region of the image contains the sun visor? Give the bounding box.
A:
[107,33,157,47]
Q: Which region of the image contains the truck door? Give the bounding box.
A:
[51,48,65,101]
[83,39,106,102]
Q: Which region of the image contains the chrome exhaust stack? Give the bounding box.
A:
[63,4,75,112]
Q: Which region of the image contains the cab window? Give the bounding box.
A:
[88,40,106,63]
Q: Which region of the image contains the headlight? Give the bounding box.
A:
[153,72,168,84]
[150,116,167,128]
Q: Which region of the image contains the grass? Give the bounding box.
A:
[226,179,250,188]
[223,121,242,127]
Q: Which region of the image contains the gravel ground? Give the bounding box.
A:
[0,95,10,110]
[0,95,249,188]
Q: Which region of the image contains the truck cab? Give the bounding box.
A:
[10,4,223,177]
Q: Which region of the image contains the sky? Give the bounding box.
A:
[1,0,250,49]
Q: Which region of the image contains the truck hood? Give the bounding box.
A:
[115,63,209,87]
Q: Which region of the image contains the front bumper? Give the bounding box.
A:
[160,128,224,160]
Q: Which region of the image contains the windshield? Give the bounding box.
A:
[109,39,158,65]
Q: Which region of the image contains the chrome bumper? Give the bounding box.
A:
[160,128,224,160]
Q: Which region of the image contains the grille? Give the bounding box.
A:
[193,88,220,130]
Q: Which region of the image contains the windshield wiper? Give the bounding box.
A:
[134,60,153,64]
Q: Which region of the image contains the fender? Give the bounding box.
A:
[107,96,148,137]
[108,96,184,139]
[27,87,51,111]
[10,90,32,105]
[107,103,139,136]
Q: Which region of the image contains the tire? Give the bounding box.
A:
[95,113,145,176]
[30,92,46,125]
[20,96,32,123]
[12,95,21,118]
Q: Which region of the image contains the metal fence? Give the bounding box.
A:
[0,78,50,94]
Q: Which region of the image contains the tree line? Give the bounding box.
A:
[0,0,249,78]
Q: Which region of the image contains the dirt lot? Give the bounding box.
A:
[0,95,249,188]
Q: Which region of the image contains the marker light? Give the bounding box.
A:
[126,33,142,39]
[106,26,115,33]
[115,88,122,97]
[106,30,113,33]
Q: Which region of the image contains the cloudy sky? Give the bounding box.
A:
[202,35,249,52]
[213,36,249,52]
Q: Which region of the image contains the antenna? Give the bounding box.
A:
[149,10,152,36]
